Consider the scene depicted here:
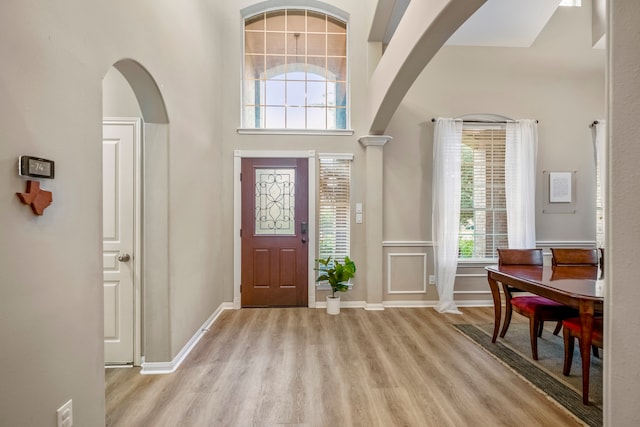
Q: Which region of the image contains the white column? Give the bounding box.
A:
[358,135,392,310]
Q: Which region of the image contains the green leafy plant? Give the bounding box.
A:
[458,238,474,258]
[315,256,356,298]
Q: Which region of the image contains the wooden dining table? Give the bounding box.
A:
[485,264,604,404]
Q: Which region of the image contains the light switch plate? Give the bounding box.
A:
[57,399,73,427]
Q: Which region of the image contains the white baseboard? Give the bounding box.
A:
[313,299,493,310]
[454,299,493,307]
[383,300,438,308]
[315,300,366,309]
[140,302,234,375]
[381,300,492,308]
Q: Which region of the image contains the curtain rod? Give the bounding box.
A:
[430,118,539,124]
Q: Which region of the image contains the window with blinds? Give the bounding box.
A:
[459,127,508,259]
[318,156,351,264]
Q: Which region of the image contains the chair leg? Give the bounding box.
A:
[529,316,540,360]
[500,297,513,338]
[578,337,592,405]
[552,320,562,336]
[563,326,574,376]
[592,346,600,358]
[488,277,502,343]
[538,320,544,337]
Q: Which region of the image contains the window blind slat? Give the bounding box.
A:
[319,157,351,263]
[459,127,507,259]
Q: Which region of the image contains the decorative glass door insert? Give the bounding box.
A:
[255,168,296,235]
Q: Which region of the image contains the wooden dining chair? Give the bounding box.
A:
[550,248,599,266]
[497,248,578,360]
[562,316,603,404]
[487,249,542,342]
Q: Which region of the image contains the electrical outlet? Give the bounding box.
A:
[57,399,73,427]
[428,275,436,285]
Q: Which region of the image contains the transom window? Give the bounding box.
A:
[459,127,508,259]
[243,9,348,130]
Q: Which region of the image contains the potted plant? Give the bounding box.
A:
[315,256,356,315]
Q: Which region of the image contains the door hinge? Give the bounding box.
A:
[240,229,242,237]
[240,172,242,181]
[240,284,242,293]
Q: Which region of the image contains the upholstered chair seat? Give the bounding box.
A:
[508,295,579,360]
[511,296,577,318]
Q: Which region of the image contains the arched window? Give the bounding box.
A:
[243,8,347,130]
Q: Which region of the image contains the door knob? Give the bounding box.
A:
[118,253,131,262]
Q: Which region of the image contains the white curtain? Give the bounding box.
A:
[593,120,606,248]
[505,120,538,248]
[432,118,463,314]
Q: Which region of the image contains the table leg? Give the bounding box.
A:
[487,274,502,343]
[578,300,595,405]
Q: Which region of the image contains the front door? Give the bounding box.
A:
[241,158,309,307]
[103,119,137,364]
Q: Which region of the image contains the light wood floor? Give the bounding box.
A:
[106,307,584,426]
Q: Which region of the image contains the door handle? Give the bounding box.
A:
[118,253,131,262]
[301,222,307,244]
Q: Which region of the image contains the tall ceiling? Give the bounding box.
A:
[370,0,589,48]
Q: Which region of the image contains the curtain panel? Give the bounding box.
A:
[505,120,538,248]
[432,118,463,314]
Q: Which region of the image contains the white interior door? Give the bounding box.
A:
[103,119,138,364]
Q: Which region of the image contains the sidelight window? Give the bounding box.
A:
[318,154,352,263]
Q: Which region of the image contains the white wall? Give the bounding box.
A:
[103,69,143,118]
[0,0,224,425]
[607,1,640,425]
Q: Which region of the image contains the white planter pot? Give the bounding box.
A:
[326,295,341,315]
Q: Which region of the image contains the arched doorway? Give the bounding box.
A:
[102,59,169,366]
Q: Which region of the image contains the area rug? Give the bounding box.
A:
[455,322,602,427]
